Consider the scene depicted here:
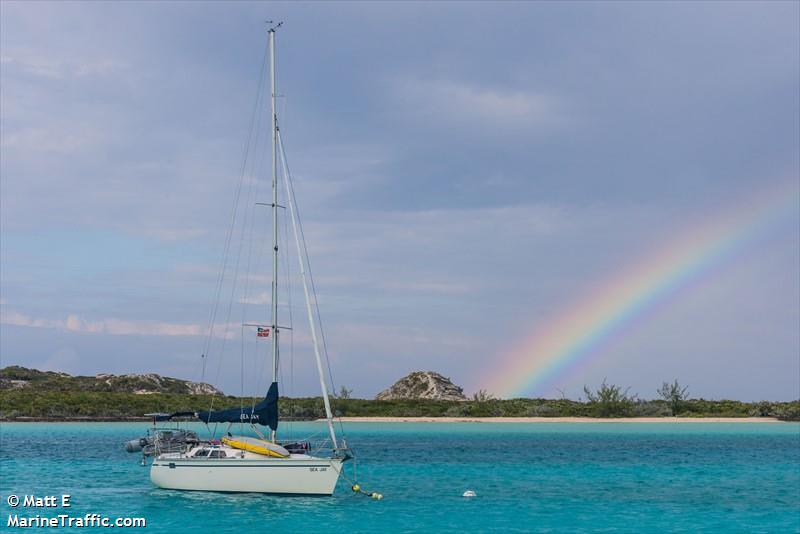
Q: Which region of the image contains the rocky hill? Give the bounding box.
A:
[0,366,222,395]
[376,371,467,401]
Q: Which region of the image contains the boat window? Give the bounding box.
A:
[193,449,210,457]
[209,450,227,458]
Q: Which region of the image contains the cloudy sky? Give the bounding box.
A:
[1,1,798,401]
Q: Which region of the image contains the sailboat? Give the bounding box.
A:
[134,26,351,496]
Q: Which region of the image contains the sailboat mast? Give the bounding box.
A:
[269,29,279,391]
[269,26,338,450]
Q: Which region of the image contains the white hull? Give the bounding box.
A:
[151,454,343,495]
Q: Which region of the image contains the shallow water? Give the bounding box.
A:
[1,422,798,532]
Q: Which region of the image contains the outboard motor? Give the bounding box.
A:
[124,437,149,453]
[124,429,199,458]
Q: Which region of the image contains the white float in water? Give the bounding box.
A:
[462,490,477,498]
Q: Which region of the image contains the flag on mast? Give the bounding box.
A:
[257,327,270,338]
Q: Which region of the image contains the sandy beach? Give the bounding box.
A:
[329,416,784,423]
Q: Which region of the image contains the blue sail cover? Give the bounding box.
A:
[195,382,279,430]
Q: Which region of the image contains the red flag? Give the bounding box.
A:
[257,327,270,338]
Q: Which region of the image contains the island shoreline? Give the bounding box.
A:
[0,416,789,423]
[325,416,785,423]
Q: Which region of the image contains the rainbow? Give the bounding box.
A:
[485,180,798,399]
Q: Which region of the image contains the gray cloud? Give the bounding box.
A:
[1,1,797,400]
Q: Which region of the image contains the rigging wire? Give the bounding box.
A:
[240,324,245,435]
[208,87,265,421]
[277,77,294,439]
[193,37,350,451]
[278,159,296,439]
[249,208,272,415]
[277,129,348,443]
[204,42,269,430]
[199,41,269,387]
[238,84,268,425]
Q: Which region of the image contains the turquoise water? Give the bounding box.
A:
[1,422,798,532]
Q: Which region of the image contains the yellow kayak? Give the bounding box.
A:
[221,436,290,458]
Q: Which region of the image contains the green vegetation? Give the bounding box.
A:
[583,380,637,417]
[1,368,797,421]
[334,386,353,400]
[472,389,496,402]
[658,379,690,415]
[1,389,798,421]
